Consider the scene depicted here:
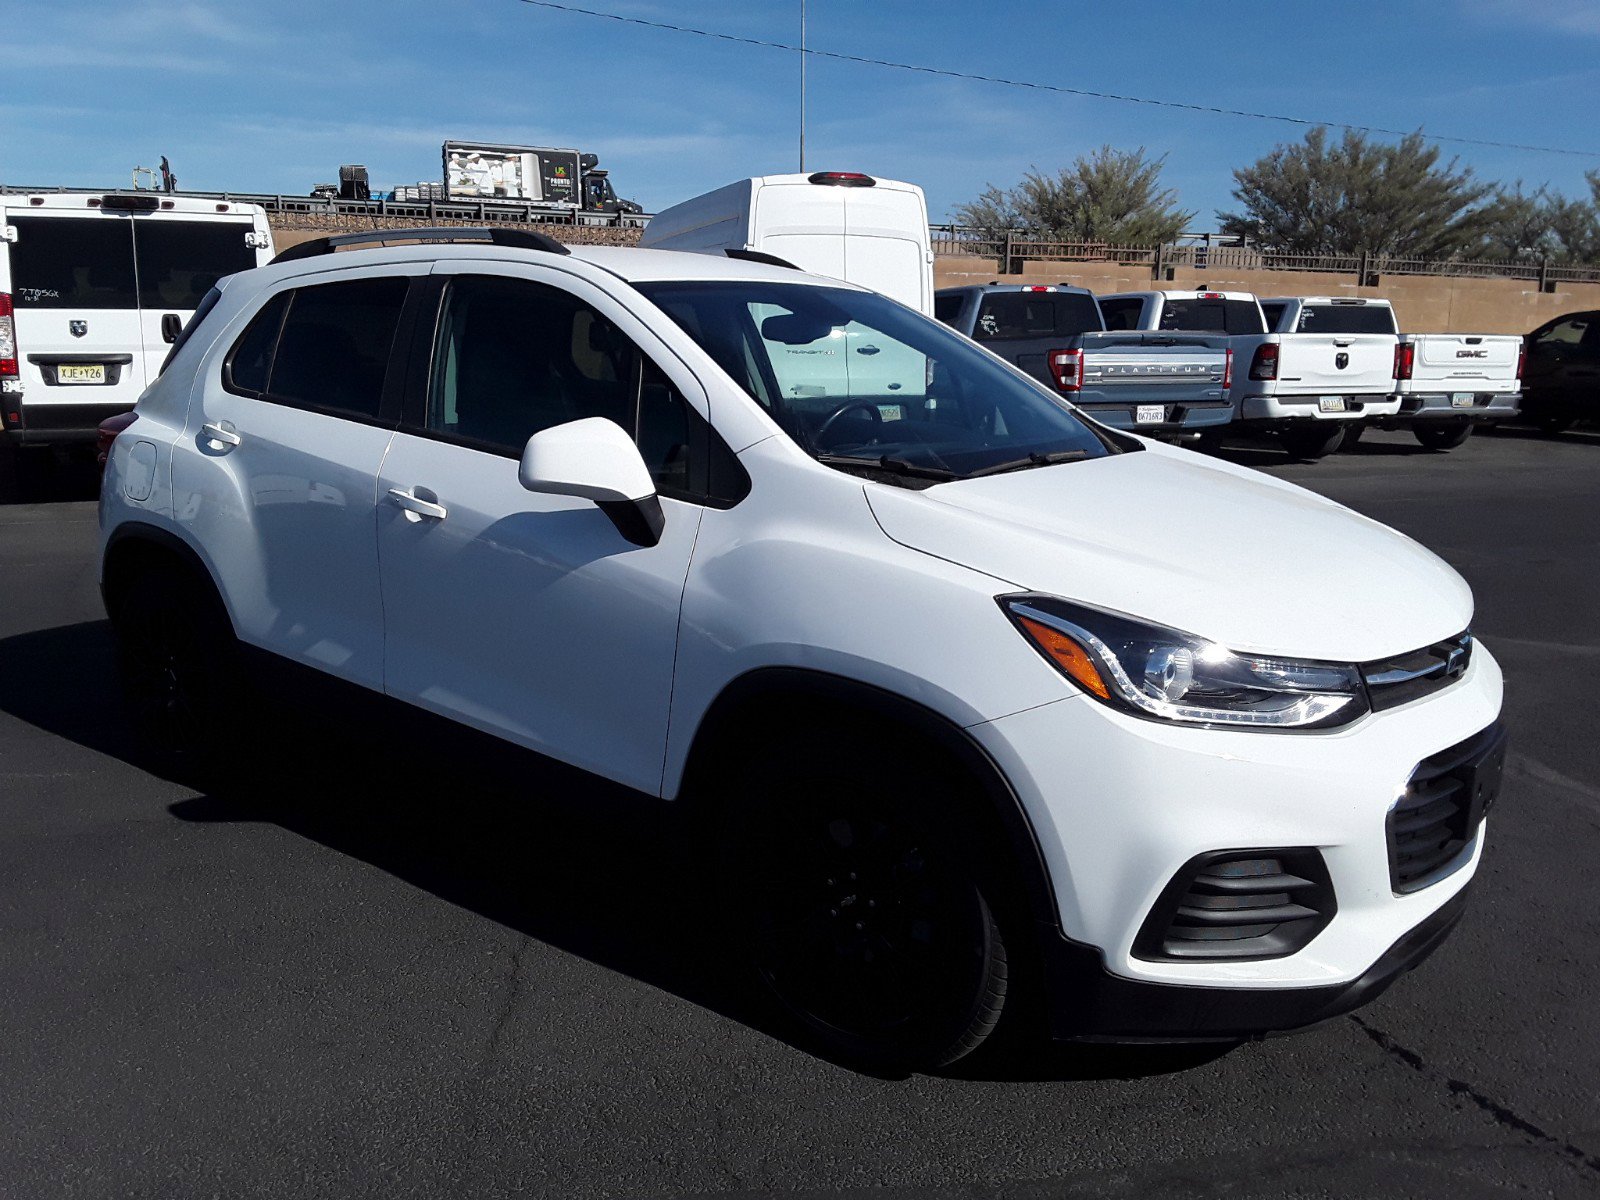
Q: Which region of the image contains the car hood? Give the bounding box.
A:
[865,444,1472,662]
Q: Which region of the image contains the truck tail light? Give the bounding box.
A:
[1394,342,1414,381]
[1221,347,1233,390]
[1248,342,1279,382]
[1515,342,1526,380]
[1048,348,1084,393]
[0,293,17,380]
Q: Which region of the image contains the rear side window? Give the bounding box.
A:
[223,279,407,420]
[7,216,137,309]
[1295,304,1397,335]
[1159,299,1265,334]
[135,221,259,310]
[1098,298,1141,331]
[973,292,1103,341]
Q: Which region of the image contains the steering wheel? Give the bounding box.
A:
[814,400,883,446]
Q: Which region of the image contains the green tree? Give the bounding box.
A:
[1477,183,1557,262]
[955,146,1193,245]
[1219,128,1497,258]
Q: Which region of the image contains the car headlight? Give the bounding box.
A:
[1001,595,1368,730]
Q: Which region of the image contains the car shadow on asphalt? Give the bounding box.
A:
[0,618,1240,1083]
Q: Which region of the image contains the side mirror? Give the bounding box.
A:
[518,417,664,547]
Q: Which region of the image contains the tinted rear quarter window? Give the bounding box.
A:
[974,292,1103,340]
[225,292,289,393]
[135,221,259,310]
[268,278,407,419]
[933,294,965,326]
[7,216,137,309]
[1295,304,1398,335]
[1159,299,1264,334]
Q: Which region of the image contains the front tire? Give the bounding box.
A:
[1279,423,1346,460]
[719,750,1011,1072]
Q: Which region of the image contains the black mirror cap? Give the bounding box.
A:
[597,494,665,547]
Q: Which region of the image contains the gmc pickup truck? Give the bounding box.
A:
[937,285,1233,436]
[1098,290,1399,459]
[1262,297,1521,451]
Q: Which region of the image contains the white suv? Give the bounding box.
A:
[100,228,1506,1071]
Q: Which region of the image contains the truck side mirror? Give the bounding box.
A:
[518,417,664,548]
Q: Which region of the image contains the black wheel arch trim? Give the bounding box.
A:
[102,520,235,631]
[675,666,1065,942]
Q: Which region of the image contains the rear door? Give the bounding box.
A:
[133,216,261,385]
[6,209,147,412]
[841,187,932,313]
[753,183,848,282]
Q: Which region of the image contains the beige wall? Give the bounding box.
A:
[265,217,1595,335]
[934,254,1599,334]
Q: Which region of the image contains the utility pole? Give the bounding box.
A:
[799,0,807,172]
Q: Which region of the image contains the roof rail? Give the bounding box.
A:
[270,226,571,265]
[723,248,800,271]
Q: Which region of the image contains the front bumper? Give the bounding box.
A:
[1382,391,1521,424]
[1239,393,1402,422]
[967,642,1503,1034]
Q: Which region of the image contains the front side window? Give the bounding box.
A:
[7,216,136,309]
[426,275,736,501]
[635,280,1123,484]
[135,220,259,310]
[1537,317,1588,347]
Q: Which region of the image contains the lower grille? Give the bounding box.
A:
[1134,849,1336,961]
[1388,722,1507,893]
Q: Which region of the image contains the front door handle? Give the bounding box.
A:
[388,487,447,522]
[201,421,241,450]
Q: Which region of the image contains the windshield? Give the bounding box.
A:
[634,281,1122,482]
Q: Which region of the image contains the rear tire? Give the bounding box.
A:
[718,742,1012,1072]
[1279,423,1346,460]
[1413,419,1473,451]
[1340,423,1365,449]
[110,559,243,782]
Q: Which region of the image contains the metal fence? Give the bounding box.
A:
[929,224,1600,288]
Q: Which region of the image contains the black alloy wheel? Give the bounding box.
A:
[723,774,1010,1073]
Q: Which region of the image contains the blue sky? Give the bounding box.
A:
[6,0,1598,226]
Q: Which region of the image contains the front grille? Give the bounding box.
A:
[1388,722,1507,893]
[1134,849,1336,961]
[1363,631,1473,712]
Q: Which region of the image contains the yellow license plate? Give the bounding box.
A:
[57,363,106,385]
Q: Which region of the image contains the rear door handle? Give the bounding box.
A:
[201,421,241,449]
[388,487,447,521]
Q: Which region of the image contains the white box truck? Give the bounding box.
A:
[639,172,935,315]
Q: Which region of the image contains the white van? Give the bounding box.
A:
[0,191,273,466]
[639,172,935,315]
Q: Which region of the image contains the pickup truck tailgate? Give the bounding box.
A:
[1275,333,1396,392]
[1075,332,1230,405]
[1404,334,1521,389]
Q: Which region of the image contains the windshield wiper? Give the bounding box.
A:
[966,449,1090,478]
[816,453,959,482]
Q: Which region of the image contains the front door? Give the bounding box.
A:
[376,266,707,795]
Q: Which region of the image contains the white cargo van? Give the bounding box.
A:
[0,191,273,479]
[639,172,934,315]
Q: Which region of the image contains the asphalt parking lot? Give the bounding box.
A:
[2,426,1598,1199]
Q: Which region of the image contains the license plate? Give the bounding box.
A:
[1318,396,1347,413]
[1451,392,1477,408]
[1134,404,1166,424]
[57,363,106,385]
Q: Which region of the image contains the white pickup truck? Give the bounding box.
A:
[1262,297,1522,451]
[1098,290,1399,459]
